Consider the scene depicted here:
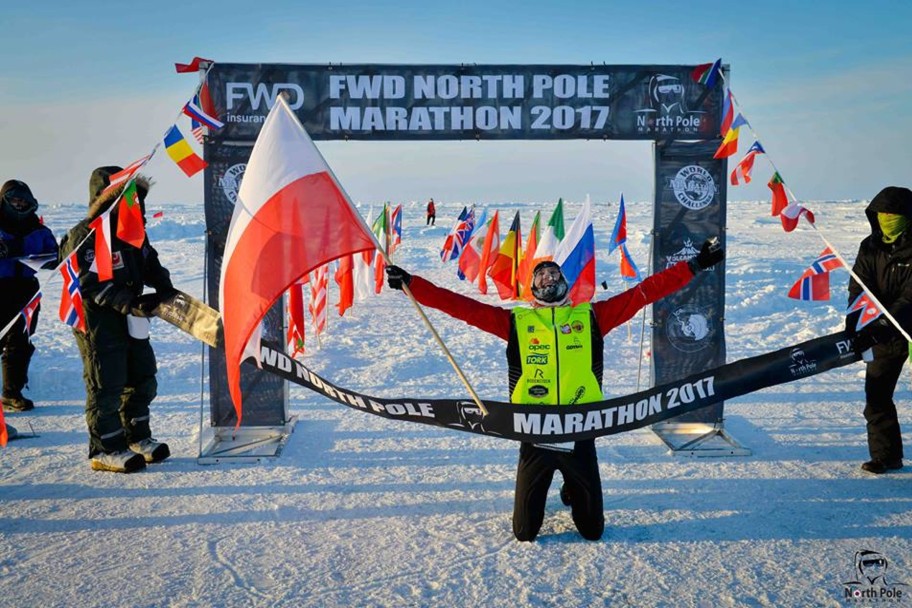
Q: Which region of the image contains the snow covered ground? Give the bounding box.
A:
[1,194,910,608]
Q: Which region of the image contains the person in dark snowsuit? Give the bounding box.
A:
[846,186,912,474]
[386,238,723,541]
[58,167,175,473]
[0,180,58,412]
[426,199,436,226]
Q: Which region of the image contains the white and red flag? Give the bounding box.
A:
[219,96,376,423]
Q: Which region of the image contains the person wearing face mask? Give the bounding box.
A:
[385,236,723,541]
[0,180,58,413]
[846,186,912,475]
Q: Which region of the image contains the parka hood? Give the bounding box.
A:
[864,186,912,237]
[87,166,151,221]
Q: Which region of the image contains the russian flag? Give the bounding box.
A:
[183,94,225,130]
[554,200,595,304]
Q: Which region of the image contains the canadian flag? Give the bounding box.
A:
[219,96,376,423]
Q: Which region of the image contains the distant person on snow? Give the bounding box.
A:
[426,198,436,226]
[385,238,724,541]
[846,186,912,475]
[58,167,176,473]
[0,180,58,413]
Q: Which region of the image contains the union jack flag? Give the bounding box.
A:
[448,207,476,261]
[59,254,87,333]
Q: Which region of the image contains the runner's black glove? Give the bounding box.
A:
[130,293,163,317]
[852,317,896,354]
[386,265,412,290]
[688,237,724,273]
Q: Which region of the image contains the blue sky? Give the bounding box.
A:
[2,0,910,208]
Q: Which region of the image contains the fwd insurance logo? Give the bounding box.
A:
[225,82,305,122]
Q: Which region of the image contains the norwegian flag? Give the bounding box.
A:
[788,273,830,301]
[788,248,844,301]
[20,291,41,334]
[807,247,843,275]
[59,254,87,332]
[847,292,884,332]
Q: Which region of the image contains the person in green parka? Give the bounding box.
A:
[59,166,175,473]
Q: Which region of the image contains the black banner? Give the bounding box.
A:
[206,63,726,142]
[652,140,728,423]
[203,141,286,427]
[255,332,859,443]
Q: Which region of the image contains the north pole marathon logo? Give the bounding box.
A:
[788,348,818,378]
[671,165,716,210]
[220,163,246,204]
[666,306,714,352]
[634,74,707,136]
[841,550,908,603]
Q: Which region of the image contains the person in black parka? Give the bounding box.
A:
[58,167,175,473]
[847,186,912,474]
[0,180,58,412]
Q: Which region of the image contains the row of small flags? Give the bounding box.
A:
[705,64,814,234]
[285,202,403,357]
[437,196,637,304]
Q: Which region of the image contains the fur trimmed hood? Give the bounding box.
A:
[87,168,151,221]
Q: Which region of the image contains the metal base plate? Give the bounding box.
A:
[651,421,751,457]
[197,416,297,464]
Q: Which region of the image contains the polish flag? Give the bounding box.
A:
[219,96,376,422]
[555,200,596,304]
[780,203,815,232]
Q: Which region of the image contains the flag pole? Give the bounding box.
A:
[280,98,489,416]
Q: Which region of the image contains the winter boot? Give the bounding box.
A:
[861,459,903,474]
[5,424,18,440]
[91,450,147,473]
[2,394,34,412]
[129,438,171,463]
